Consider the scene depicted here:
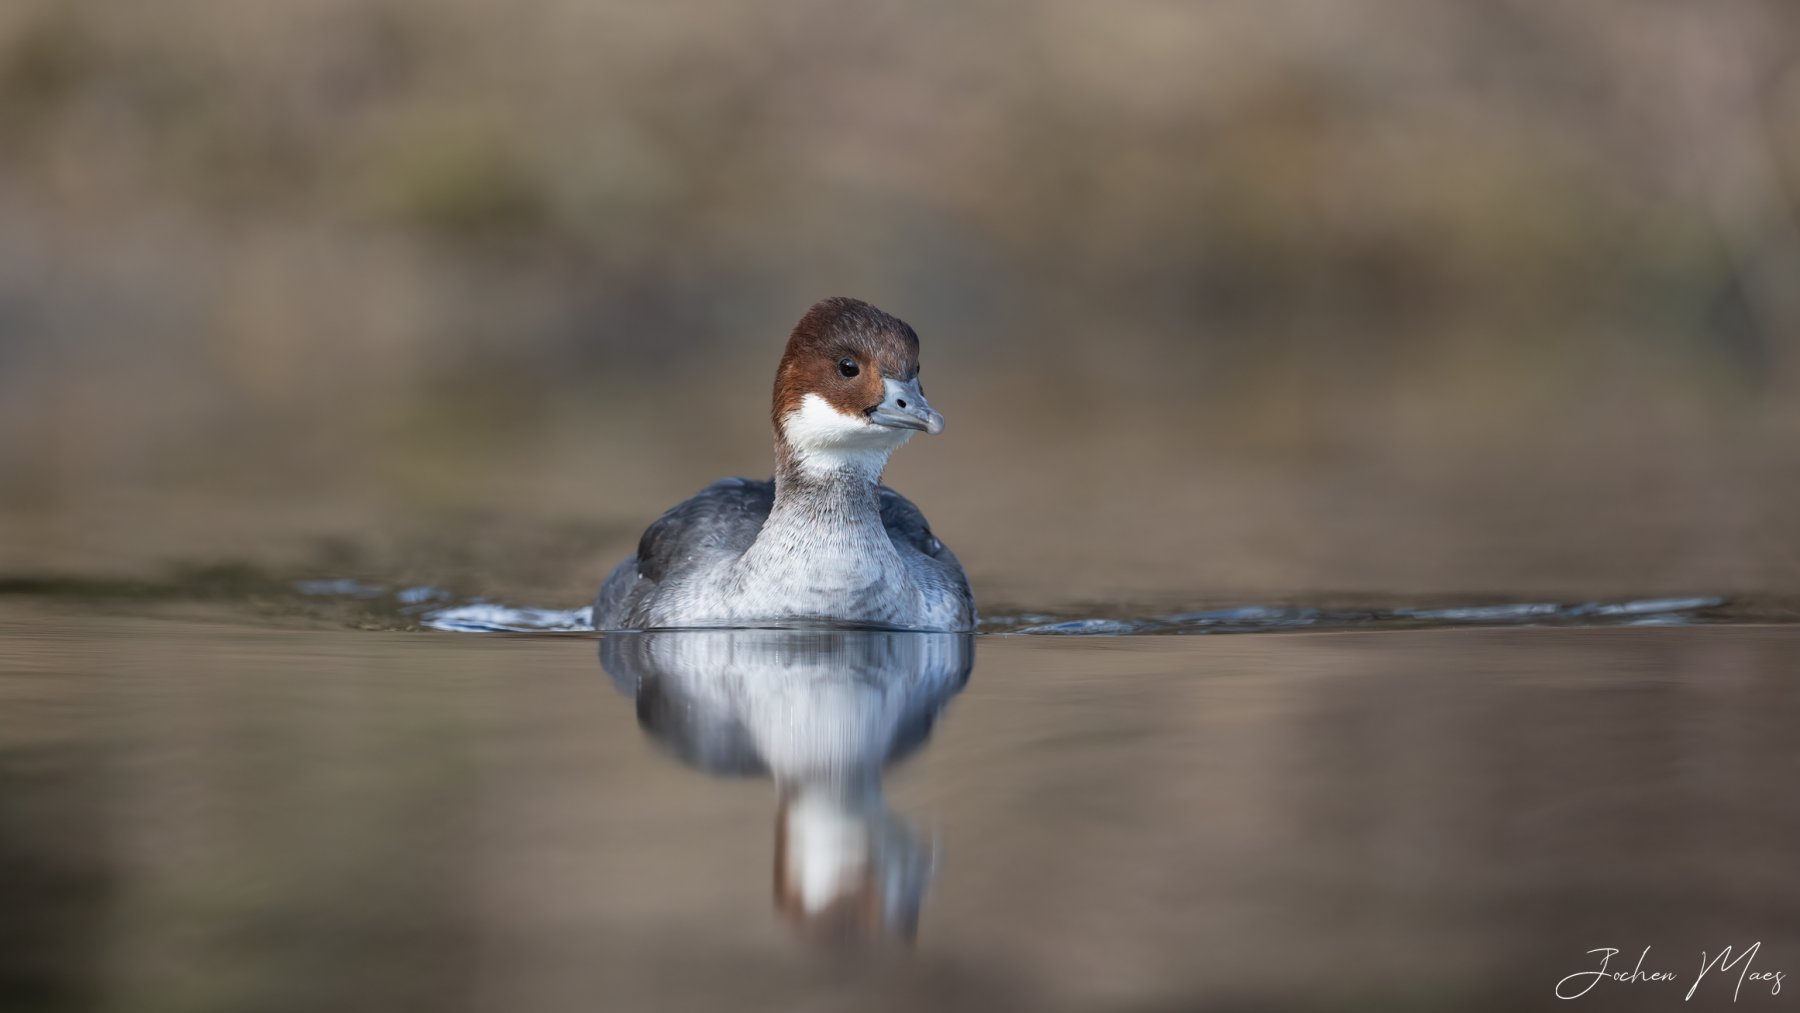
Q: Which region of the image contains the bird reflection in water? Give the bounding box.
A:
[599,629,973,942]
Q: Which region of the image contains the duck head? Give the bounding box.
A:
[772,297,944,482]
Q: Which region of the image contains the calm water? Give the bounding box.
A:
[4,602,1800,1012]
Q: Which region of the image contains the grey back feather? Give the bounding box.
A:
[593,477,966,630]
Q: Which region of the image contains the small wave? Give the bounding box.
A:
[991,596,1726,635]
[282,579,1734,636]
[391,593,1732,636]
[421,603,595,633]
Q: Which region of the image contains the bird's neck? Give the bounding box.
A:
[730,432,907,603]
[729,436,919,625]
[766,442,889,536]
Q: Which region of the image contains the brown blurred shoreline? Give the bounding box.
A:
[3,1,1798,607]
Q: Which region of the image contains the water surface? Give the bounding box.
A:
[5,602,1799,1012]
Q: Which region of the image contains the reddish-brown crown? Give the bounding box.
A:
[772,297,922,429]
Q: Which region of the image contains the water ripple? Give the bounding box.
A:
[393,591,1730,635]
[992,596,1727,635]
[420,603,594,633]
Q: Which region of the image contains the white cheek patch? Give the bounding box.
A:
[783,393,912,480]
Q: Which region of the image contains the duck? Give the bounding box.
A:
[593,297,975,631]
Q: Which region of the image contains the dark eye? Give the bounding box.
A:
[837,358,860,378]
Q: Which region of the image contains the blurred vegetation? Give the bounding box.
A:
[1,0,1798,602]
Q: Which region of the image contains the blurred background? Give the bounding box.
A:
[2,0,1798,610]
